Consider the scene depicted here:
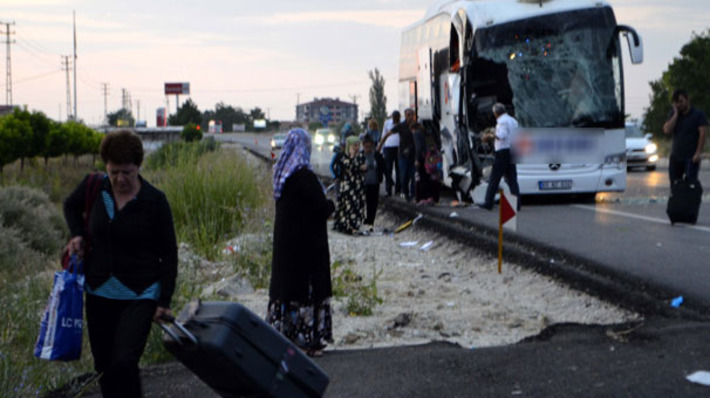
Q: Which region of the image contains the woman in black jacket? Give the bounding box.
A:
[64,130,177,398]
[267,128,335,357]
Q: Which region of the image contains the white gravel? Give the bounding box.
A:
[227,211,640,351]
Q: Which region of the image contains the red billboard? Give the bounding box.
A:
[164,82,190,95]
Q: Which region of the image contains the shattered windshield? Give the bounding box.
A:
[472,7,623,128]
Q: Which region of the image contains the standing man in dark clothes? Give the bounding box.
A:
[662,89,707,183]
[378,110,401,197]
[392,108,416,201]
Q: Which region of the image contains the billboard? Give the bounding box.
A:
[164,82,190,95]
[254,119,267,129]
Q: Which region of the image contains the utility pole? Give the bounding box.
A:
[136,99,140,122]
[1,21,15,105]
[349,94,361,124]
[61,55,72,120]
[72,11,78,120]
[101,83,109,125]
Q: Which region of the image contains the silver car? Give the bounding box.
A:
[270,133,287,150]
[625,123,658,171]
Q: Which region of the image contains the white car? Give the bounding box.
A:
[270,133,287,150]
[625,124,658,171]
[313,128,336,150]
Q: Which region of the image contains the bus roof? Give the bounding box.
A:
[411,0,612,31]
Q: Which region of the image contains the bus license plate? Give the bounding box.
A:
[539,180,573,190]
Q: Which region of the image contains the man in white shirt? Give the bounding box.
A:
[479,103,520,210]
[377,110,401,196]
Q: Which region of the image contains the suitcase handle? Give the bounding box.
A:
[158,314,198,346]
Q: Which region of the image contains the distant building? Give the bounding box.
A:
[296,97,358,127]
[0,105,18,117]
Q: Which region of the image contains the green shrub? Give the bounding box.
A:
[181,123,202,142]
[331,260,383,316]
[0,186,66,257]
[143,137,218,171]
[146,148,270,260]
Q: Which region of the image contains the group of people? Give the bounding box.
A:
[377,108,443,205]
[327,108,445,235]
[60,88,705,397]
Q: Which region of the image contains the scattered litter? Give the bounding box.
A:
[222,245,240,254]
[670,296,684,308]
[420,241,434,251]
[450,200,466,207]
[686,371,710,386]
[656,242,662,247]
[550,259,555,264]
[446,301,456,307]
[326,184,336,192]
[449,212,459,218]
[412,214,424,225]
[394,219,414,233]
[399,241,419,247]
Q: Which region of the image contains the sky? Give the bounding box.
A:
[1,0,708,128]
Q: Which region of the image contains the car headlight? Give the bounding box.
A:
[315,135,324,145]
[270,139,276,147]
[604,152,626,167]
[645,143,657,154]
[327,134,335,143]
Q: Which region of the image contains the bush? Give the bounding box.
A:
[146,148,270,260]
[144,137,219,171]
[0,186,67,257]
[331,260,383,316]
[181,123,202,142]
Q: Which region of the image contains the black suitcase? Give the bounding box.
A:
[667,179,702,225]
[160,301,329,398]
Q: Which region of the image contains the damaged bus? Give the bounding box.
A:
[399,0,643,199]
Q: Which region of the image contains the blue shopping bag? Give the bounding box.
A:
[34,255,84,361]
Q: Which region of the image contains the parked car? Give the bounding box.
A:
[270,133,287,150]
[625,123,658,171]
[313,128,336,150]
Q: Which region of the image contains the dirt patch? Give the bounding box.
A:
[229,212,640,351]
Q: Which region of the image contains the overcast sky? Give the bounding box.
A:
[1,0,708,128]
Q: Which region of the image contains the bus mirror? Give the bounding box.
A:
[617,25,643,64]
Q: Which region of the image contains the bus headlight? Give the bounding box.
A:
[645,142,657,154]
[604,152,626,167]
[314,135,324,145]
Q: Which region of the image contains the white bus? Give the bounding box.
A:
[399,0,643,199]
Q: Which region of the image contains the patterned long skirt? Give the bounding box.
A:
[266,297,333,351]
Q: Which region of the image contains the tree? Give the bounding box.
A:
[29,111,52,161]
[43,120,69,166]
[202,102,248,132]
[169,99,202,126]
[107,108,135,127]
[368,68,387,132]
[642,29,710,140]
[0,114,31,173]
[8,108,35,171]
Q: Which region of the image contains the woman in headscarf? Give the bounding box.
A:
[267,128,335,357]
[333,135,366,234]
